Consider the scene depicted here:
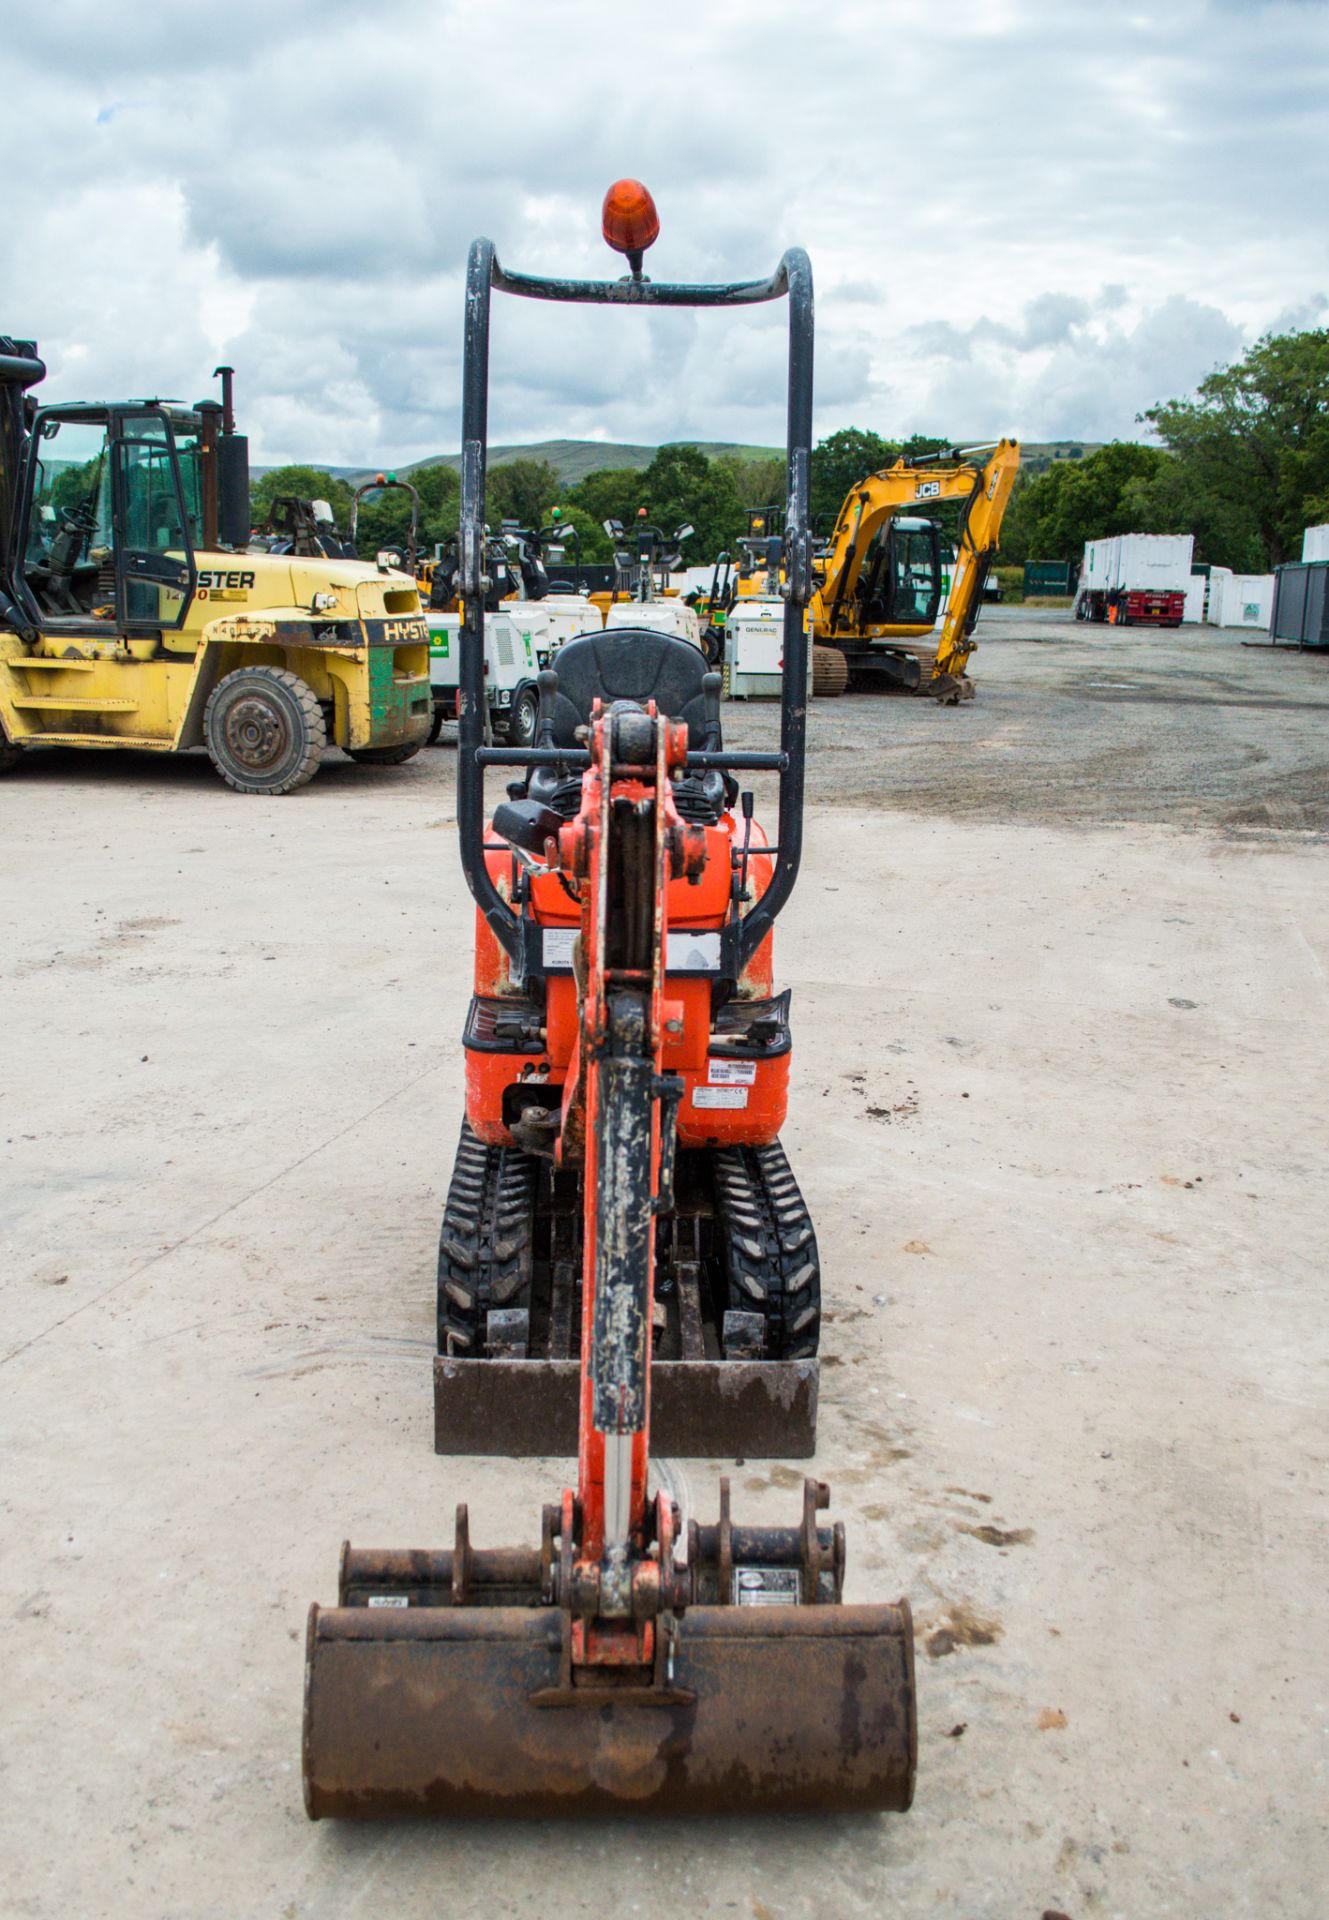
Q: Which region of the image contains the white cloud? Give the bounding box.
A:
[4,0,1327,462]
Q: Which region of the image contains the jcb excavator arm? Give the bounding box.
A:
[809,439,1020,698]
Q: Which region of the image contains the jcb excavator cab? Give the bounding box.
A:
[855,514,943,628]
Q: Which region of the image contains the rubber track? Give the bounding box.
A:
[436,1120,538,1355]
[711,1139,821,1360]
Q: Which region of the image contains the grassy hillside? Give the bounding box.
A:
[397,439,784,487]
[257,437,1105,488]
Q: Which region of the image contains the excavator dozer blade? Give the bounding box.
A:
[434,1356,820,1459]
[303,1599,915,1819]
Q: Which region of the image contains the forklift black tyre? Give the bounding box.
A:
[701,626,724,667]
[507,684,541,749]
[203,666,326,795]
[426,705,446,746]
[0,723,24,773]
[346,742,422,766]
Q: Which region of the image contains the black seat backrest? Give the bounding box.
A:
[544,628,712,748]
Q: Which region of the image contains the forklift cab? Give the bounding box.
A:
[17,403,199,642]
[855,514,942,628]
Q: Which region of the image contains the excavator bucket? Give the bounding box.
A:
[304,1506,915,1819]
[304,1597,915,1818]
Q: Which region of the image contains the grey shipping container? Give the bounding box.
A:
[1271,561,1329,648]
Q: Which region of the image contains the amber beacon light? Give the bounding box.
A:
[601,178,660,277]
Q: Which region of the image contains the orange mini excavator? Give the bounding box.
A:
[302,182,916,1820]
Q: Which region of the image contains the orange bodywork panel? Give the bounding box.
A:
[466,804,786,1149]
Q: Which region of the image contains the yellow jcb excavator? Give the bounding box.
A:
[809,439,1020,703]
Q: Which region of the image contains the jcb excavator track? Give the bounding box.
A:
[712,1140,821,1360]
[436,1120,539,1355]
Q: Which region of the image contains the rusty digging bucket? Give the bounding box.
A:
[303,1492,917,1820]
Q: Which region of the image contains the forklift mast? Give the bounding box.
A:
[0,339,46,619]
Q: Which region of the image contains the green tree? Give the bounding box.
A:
[1117,458,1264,573]
[900,433,951,462]
[997,443,1168,567]
[251,464,355,527]
[1142,328,1329,566]
[640,443,744,560]
[717,451,786,524]
[567,465,651,532]
[809,428,900,533]
[354,463,460,559]
[541,501,612,565]
[486,458,562,530]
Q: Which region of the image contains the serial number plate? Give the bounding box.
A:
[733,1567,800,1607]
[693,1086,748,1110]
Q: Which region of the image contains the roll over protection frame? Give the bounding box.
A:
[456,239,814,975]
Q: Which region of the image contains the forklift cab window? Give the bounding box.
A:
[115,411,197,628]
[24,414,115,622]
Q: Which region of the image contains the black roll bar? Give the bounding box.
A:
[458,240,813,974]
[350,475,421,570]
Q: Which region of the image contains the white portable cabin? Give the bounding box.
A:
[1080,536,1118,592]
[1080,533,1193,595]
[1302,525,1329,563]
[1182,572,1207,623]
[1218,574,1276,629]
[1205,567,1234,626]
[1114,533,1194,592]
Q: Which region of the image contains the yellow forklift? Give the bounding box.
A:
[0,351,431,793]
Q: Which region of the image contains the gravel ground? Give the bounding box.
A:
[737,613,1329,834]
[2,616,1326,1918]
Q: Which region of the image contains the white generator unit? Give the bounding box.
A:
[722,596,786,699]
[1182,571,1207,623]
[509,592,603,661]
[428,611,534,730]
[1302,524,1329,563]
[605,597,703,650]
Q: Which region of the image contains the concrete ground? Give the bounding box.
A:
[2,617,1327,1918]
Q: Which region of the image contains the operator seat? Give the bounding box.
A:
[525,627,731,823]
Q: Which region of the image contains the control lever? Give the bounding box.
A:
[701,671,722,752]
[536,668,559,749]
[737,789,754,900]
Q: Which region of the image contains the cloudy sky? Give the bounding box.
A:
[7,0,1327,465]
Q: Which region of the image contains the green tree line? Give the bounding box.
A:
[249,324,1329,577]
